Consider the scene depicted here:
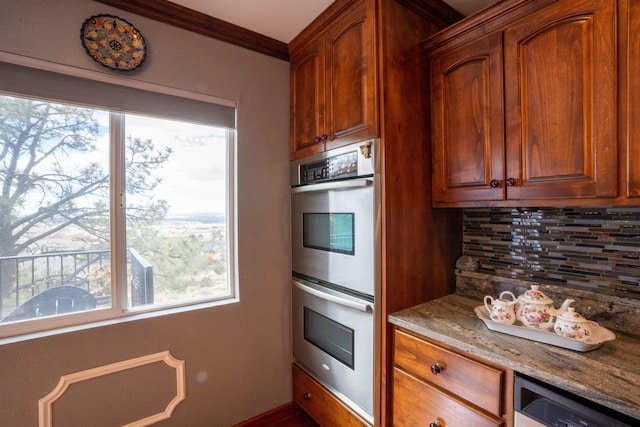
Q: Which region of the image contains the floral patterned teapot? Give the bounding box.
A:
[516,285,574,330]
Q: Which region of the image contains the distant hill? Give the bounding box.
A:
[166,214,225,223]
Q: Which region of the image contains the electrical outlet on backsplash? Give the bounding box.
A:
[459,207,640,337]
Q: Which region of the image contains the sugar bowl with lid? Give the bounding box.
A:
[554,307,599,341]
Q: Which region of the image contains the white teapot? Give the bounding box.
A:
[516,285,574,330]
[554,307,598,341]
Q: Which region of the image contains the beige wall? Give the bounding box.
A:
[0,0,292,426]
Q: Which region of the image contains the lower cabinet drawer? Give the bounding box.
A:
[292,364,370,427]
[394,329,504,416]
[393,367,504,427]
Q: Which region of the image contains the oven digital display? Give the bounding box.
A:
[304,307,354,369]
[299,150,358,184]
[303,213,354,255]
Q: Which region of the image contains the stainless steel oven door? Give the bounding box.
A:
[292,277,374,422]
[291,178,375,296]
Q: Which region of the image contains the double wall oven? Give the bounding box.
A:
[291,139,380,423]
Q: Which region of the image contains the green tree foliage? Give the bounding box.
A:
[0,96,170,302]
[127,222,227,298]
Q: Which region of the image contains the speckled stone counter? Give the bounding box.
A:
[388,294,640,421]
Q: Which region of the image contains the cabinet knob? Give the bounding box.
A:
[430,362,445,375]
[429,419,443,427]
[303,393,311,401]
[489,179,503,188]
[506,177,518,187]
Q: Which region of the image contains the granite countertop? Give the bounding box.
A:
[388,293,640,421]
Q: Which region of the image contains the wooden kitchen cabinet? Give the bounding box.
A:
[503,0,616,202]
[289,37,324,159]
[289,0,465,425]
[394,369,503,427]
[430,32,505,203]
[293,364,369,427]
[624,0,640,198]
[429,0,617,206]
[289,0,376,160]
[392,328,513,427]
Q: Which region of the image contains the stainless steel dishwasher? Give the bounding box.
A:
[514,374,637,427]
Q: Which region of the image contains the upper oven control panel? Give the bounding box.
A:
[291,139,378,186]
[300,150,358,184]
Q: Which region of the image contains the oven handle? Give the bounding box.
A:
[292,280,372,313]
[291,178,373,193]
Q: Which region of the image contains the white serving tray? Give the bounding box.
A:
[474,306,616,352]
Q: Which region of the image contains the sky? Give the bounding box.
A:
[125,113,229,216]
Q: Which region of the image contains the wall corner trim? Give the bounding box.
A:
[38,350,186,427]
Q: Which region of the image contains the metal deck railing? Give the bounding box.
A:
[0,249,153,319]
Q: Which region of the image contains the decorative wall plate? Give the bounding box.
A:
[80,14,146,71]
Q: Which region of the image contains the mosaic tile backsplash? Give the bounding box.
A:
[462,207,640,299]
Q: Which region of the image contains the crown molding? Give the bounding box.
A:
[95,0,290,61]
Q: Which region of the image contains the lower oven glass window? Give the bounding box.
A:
[304,307,354,369]
[303,213,354,255]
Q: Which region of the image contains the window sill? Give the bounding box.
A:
[0,296,239,346]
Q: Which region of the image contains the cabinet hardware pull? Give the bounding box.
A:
[506,177,518,187]
[314,134,329,148]
[489,179,503,188]
[303,393,311,400]
[291,178,373,194]
[430,362,444,375]
[429,419,443,427]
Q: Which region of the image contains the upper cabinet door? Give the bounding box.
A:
[625,0,640,198]
[503,0,617,201]
[290,38,325,159]
[324,0,377,150]
[431,33,505,203]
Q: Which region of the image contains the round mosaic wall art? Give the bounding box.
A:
[80,14,146,71]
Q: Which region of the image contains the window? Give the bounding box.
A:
[0,60,236,337]
[124,113,233,308]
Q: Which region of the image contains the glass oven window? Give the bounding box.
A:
[303,213,354,255]
[304,307,354,369]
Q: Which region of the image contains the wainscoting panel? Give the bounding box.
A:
[38,351,185,427]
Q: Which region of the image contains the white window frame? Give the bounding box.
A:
[0,53,238,340]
